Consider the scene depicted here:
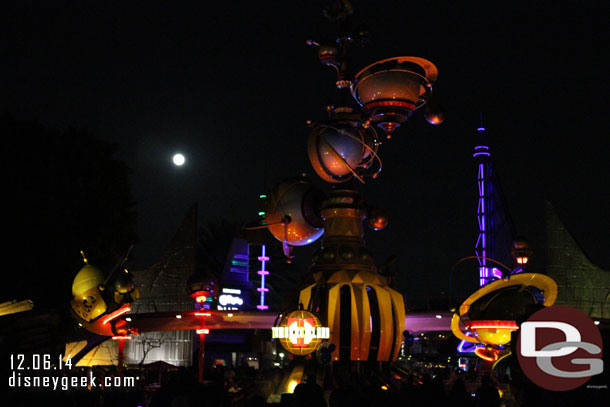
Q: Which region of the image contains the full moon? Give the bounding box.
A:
[172,153,185,166]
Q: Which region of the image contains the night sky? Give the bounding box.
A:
[3,1,609,303]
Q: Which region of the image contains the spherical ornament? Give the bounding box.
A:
[114,271,135,294]
[264,178,325,246]
[72,264,105,297]
[366,207,388,230]
[318,44,340,69]
[424,103,445,125]
[308,122,367,183]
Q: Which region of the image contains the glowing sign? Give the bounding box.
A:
[271,325,330,345]
[272,310,329,356]
[219,295,243,306]
[217,288,244,310]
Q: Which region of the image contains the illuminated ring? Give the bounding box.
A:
[452,273,557,346]
[362,100,416,112]
[458,273,557,317]
[323,123,382,179]
[307,122,382,183]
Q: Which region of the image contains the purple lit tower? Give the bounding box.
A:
[473,125,517,286]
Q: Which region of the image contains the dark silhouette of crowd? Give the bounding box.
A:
[5,361,607,406]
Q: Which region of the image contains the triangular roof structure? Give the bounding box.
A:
[132,204,198,313]
[124,204,200,367]
[545,201,610,319]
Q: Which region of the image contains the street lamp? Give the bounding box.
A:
[511,238,533,272]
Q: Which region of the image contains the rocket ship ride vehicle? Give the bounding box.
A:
[70,251,139,337]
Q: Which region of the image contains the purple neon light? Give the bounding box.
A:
[476,161,488,286]
[256,245,269,310]
[457,332,483,353]
[474,126,493,285]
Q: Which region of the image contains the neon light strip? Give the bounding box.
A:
[111,336,132,340]
[257,245,269,310]
[195,312,211,316]
[457,340,483,353]
[102,305,131,325]
[477,161,487,286]
[468,320,518,330]
[491,268,503,279]
[196,329,209,334]
[474,347,497,362]
[363,100,415,111]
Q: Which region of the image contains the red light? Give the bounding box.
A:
[467,320,518,330]
[517,257,528,264]
[102,305,131,325]
[190,290,211,300]
[112,336,132,340]
[195,312,212,317]
[196,295,207,303]
[196,329,209,334]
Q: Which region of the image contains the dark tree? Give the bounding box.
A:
[5,116,138,307]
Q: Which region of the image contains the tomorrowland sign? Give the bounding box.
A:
[271,309,330,356]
